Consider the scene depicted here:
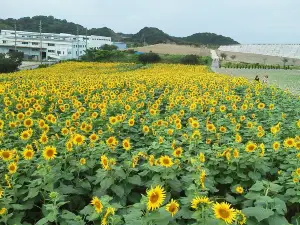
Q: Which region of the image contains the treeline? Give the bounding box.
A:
[222,62,292,70]
[0,16,239,46]
[80,45,212,65]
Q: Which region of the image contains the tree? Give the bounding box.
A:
[180,55,199,65]
[100,44,118,51]
[263,57,267,65]
[138,53,161,64]
[0,51,24,73]
[220,53,227,60]
[230,55,236,60]
[281,57,289,67]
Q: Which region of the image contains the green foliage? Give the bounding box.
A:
[138,53,161,64]
[80,48,138,63]
[222,61,292,70]
[0,16,239,46]
[180,55,199,65]
[0,51,24,73]
[182,33,239,45]
[101,44,118,51]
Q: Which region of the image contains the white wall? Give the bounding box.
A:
[218,44,300,59]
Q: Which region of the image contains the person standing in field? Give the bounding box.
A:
[262,75,268,84]
[254,75,260,82]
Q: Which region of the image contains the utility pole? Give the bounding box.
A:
[39,20,43,64]
[85,27,88,52]
[14,22,17,51]
[76,26,79,59]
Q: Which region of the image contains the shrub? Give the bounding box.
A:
[180,55,199,65]
[100,44,118,51]
[138,53,161,64]
[0,51,24,73]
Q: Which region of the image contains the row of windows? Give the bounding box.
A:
[73,45,86,48]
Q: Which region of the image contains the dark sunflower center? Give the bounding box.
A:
[47,150,54,157]
[218,208,230,218]
[163,159,170,164]
[2,152,10,158]
[169,204,176,212]
[150,193,159,203]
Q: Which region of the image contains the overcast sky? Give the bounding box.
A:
[1,0,300,44]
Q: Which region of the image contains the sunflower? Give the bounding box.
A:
[284,138,295,148]
[206,123,216,132]
[91,196,103,213]
[235,210,247,225]
[0,187,3,198]
[128,118,135,126]
[122,139,131,151]
[39,133,48,144]
[219,105,226,112]
[0,208,6,215]
[295,168,300,176]
[89,133,99,143]
[101,207,115,225]
[22,149,34,160]
[159,155,174,168]
[257,103,265,109]
[61,127,69,136]
[199,152,205,163]
[219,126,227,133]
[43,146,57,160]
[235,133,242,143]
[0,150,14,161]
[191,196,212,209]
[148,155,155,166]
[8,162,17,174]
[245,142,257,153]
[80,158,86,165]
[106,136,118,150]
[20,130,31,140]
[101,155,110,170]
[273,141,280,151]
[143,125,150,134]
[165,199,179,217]
[146,185,166,211]
[73,134,85,146]
[233,149,239,158]
[173,147,183,157]
[212,202,237,224]
[235,186,244,194]
[24,118,33,128]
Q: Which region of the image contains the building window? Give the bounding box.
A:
[2,40,6,43]
[48,43,55,46]
[32,42,39,45]
[22,42,29,45]
[48,50,55,53]
[57,51,61,55]
[32,49,39,51]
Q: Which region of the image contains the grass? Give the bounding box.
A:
[216,68,300,94]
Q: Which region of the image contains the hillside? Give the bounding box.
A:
[182,33,239,45]
[0,16,239,45]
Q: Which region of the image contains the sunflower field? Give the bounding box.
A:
[0,62,299,225]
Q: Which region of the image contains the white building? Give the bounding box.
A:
[0,30,112,60]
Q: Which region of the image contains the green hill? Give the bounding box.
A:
[182,33,239,45]
[0,16,239,45]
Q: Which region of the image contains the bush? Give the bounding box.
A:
[138,53,161,64]
[180,55,199,65]
[0,51,24,73]
[100,44,118,51]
